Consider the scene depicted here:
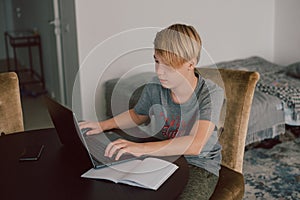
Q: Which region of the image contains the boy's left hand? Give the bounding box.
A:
[105,139,145,160]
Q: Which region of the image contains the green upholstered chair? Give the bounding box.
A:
[197,68,260,200]
[0,72,24,135]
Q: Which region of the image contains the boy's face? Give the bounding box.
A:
[154,52,190,89]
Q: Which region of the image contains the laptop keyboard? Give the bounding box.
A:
[83,132,136,167]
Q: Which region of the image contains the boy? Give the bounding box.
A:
[80,23,224,199]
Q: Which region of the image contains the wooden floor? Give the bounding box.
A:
[21,95,54,131]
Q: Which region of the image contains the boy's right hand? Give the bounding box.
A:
[79,121,103,135]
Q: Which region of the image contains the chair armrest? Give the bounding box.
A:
[210,165,244,200]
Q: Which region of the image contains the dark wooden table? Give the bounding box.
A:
[0,128,189,200]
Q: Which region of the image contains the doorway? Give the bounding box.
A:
[0,0,79,108]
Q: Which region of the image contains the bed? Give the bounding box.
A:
[104,56,300,146]
[204,56,300,145]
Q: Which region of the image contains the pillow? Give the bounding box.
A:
[286,62,300,79]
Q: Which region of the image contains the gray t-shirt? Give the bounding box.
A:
[134,71,224,176]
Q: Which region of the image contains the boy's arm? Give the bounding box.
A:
[79,109,149,135]
[101,109,149,131]
[105,119,216,160]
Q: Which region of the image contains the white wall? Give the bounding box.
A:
[274,0,300,65]
[75,0,275,120]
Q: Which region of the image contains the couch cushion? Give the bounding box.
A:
[104,72,155,117]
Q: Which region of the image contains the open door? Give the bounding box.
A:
[3,0,62,101]
[56,0,80,108]
[51,0,80,108]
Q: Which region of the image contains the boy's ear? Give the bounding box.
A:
[188,58,197,69]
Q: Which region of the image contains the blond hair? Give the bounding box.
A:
[154,24,202,68]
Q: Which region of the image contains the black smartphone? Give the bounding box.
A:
[19,144,45,161]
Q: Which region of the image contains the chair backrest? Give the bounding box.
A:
[198,68,259,173]
[0,72,24,135]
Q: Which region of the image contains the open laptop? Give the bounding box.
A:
[44,96,137,169]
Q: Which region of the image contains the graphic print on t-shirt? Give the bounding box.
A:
[159,111,189,138]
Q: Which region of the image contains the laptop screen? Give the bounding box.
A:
[44,96,137,169]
